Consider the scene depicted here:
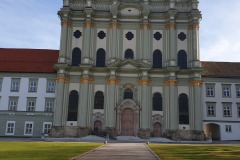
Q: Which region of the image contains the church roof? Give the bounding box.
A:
[201,61,240,78]
[0,48,58,73]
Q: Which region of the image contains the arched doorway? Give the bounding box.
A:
[204,123,221,140]
[153,122,162,137]
[121,109,134,136]
[94,120,102,130]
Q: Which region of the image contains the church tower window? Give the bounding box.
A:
[98,31,106,39]
[178,50,187,69]
[124,49,134,59]
[126,32,134,40]
[124,89,133,99]
[94,91,104,109]
[73,30,82,39]
[67,90,79,121]
[96,48,106,67]
[152,92,162,111]
[179,93,189,124]
[154,32,162,41]
[71,48,81,66]
[152,50,162,68]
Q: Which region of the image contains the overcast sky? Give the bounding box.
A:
[0,0,239,62]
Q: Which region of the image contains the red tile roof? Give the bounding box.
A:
[0,48,59,73]
[201,61,240,78]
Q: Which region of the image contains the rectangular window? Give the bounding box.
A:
[5,121,15,135]
[43,122,52,134]
[47,81,55,93]
[8,97,18,111]
[225,125,232,133]
[207,103,216,117]
[0,78,2,91]
[223,103,232,117]
[236,85,240,97]
[206,84,215,97]
[29,80,38,92]
[11,79,20,92]
[45,98,54,112]
[238,104,240,117]
[26,98,36,111]
[24,122,34,136]
[222,85,231,97]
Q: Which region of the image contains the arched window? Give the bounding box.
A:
[71,48,81,66]
[94,91,104,109]
[67,90,79,121]
[152,92,162,111]
[124,89,133,99]
[178,50,187,69]
[179,93,189,124]
[96,48,106,67]
[152,50,162,68]
[124,49,134,59]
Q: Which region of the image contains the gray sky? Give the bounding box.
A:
[0,0,239,62]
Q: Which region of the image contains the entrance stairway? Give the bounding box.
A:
[116,136,174,143]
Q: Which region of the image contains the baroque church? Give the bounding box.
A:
[1,0,240,141]
[51,0,204,140]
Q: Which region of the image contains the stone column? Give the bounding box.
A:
[58,7,71,63]
[164,79,178,130]
[140,22,151,62]
[78,76,94,128]
[166,9,177,66]
[189,80,203,130]
[54,76,69,126]
[138,71,151,138]
[82,8,94,64]
[191,23,200,66]
[108,22,120,61]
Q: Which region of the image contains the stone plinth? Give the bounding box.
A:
[138,128,151,139]
[162,130,206,141]
[49,126,91,138]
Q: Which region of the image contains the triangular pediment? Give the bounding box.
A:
[107,59,151,70]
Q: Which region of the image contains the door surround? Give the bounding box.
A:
[116,99,140,136]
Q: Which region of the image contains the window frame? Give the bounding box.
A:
[46,80,56,93]
[94,91,104,109]
[5,121,15,136]
[42,122,52,134]
[237,103,240,118]
[222,103,232,117]
[236,85,240,98]
[26,98,37,112]
[225,125,232,133]
[206,103,216,117]
[24,121,34,136]
[45,98,55,112]
[8,97,18,111]
[10,78,20,92]
[222,85,231,98]
[206,84,215,97]
[28,79,38,92]
[0,78,2,91]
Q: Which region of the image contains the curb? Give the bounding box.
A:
[71,143,106,160]
[145,143,161,160]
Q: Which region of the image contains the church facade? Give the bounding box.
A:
[1,0,239,140]
[51,0,204,139]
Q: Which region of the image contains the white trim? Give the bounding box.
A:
[42,122,52,135]
[5,121,15,136]
[24,121,34,136]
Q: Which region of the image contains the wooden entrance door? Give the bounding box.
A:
[153,122,162,137]
[121,109,134,136]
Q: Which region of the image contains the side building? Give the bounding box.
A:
[202,62,240,141]
[0,48,58,137]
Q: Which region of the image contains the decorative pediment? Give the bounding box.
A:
[107,59,151,71]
